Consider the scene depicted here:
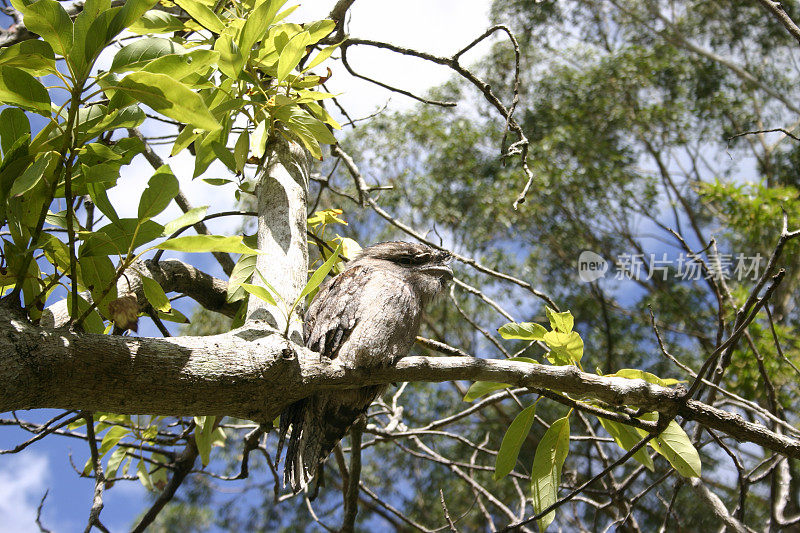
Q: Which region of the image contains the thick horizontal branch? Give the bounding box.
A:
[2,308,798,459]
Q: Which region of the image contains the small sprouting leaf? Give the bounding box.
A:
[116,71,220,131]
[499,322,547,341]
[138,165,179,221]
[156,235,261,254]
[463,382,511,402]
[307,208,347,227]
[543,330,583,365]
[162,206,208,236]
[495,403,537,481]
[531,414,571,532]
[597,417,654,471]
[141,275,171,312]
[241,283,278,306]
[545,307,573,333]
[0,66,51,115]
[194,415,216,466]
[609,369,682,387]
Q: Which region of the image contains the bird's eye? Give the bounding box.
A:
[396,255,415,265]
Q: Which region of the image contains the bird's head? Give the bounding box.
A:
[354,241,454,303]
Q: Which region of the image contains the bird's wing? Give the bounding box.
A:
[304,264,374,359]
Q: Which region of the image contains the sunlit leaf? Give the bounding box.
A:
[545,306,574,333]
[0,66,50,114]
[138,165,179,221]
[498,321,547,341]
[531,414,571,531]
[162,206,208,236]
[156,235,260,254]
[597,417,654,471]
[141,275,171,312]
[495,403,537,481]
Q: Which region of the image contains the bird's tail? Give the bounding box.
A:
[279,387,384,493]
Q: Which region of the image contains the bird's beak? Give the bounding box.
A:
[420,264,453,280]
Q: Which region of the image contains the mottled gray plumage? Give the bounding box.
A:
[280,241,453,492]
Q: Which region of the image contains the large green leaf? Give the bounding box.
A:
[81,219,164,257]
[162,206,208,236]
[498,321,547,340]
[463,381,511,402]
[238,0,285,65]
[0,107,31,157]
[597,417,654,471]
[79,254,117,316]
[110,38,187,73]
[173,0,224,33]
[115,72,220,131]
[9,151,57,197]
[140,50,219,81]
[138,165,179,221]
[227,253,257,302]
[277,30,310,81]
[609,369,682,387]
[0,66,50,114]
[531,414,571,532]
[636,414,701,478]
[495,403,537,481]
[127,11,185,34]
[106,0,159,41]
[241,282,278,306]
[0,39,56,76]
[141,275,171,312]
[18,0,73,57]
[156,235,260,254]
[273,105,336,159]
[194,415,216,466]
[70,0,113,76]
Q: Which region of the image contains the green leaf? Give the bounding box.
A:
[157,307,189,323]
[106,0,159,41]
[543,330,583,365]
[141,49,219,81]
[241,282,278,306]
[71,0,113,76]
[531,414,571,532]
[305,19,335,44]
[81,219,164,257]
[234,129,249,173]
[303,41,340,72]
[138,165,179,221]
[274,105,335,159]
[238,0,285,62]
[105,447,128,479]
[295,243,340,305]
[173,0,224,33]
[0,39,56,75]
[98,425,129,458]
[110,37,187,73]
[79,254,117,316]
[128,10,185,34]
[277,30,310,81]
[18,0,73,57]
[249,120,269,159]
[636,414,701,478]
[9,151,57,197]
[545,306,574,333]
[0,107,30,157]
[137,459,154,491]
[194,415,216,466]
[495,403,537,481]
[67,292,105,334]
[464,381,511,402]
[608,369,683,387]
[116,71,221,131]
[597,417,654,471]
[156,235,260,254]
[498,321,547,341]
[0,66,51,114]
[227,253,257,302]
[141,275,171,312]
[86,177,120,224]
[162,206,208,236]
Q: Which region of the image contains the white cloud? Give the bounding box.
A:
[0,452,50,533]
